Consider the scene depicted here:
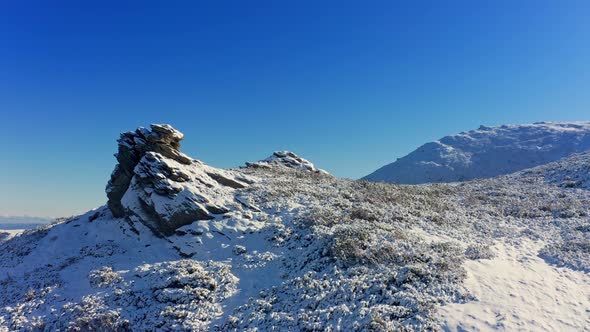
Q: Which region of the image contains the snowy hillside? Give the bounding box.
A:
[1,124,589,331]
[511,150,590,190]
[364,122,590,184]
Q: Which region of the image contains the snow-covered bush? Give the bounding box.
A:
[540,222,590,271]
[465,242,495,260]
[88,266,123,288]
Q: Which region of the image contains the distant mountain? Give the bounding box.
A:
[0,216,52,229]
[364,122,590,184]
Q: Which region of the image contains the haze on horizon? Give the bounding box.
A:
[1,1,589,217]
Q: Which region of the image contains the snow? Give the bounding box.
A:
[2,124,590,331]
[364,122,590,184]
[438,239,590,332]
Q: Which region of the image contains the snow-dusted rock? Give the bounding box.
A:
[107,124,253,236]
[246,151,328,174]
[106,124,193,217]
[364,122,590,184]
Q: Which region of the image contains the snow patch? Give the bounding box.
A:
[438,239,590,331]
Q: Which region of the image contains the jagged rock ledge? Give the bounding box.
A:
[106,124,253,236]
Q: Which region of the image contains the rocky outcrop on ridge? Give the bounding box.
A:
[246,151,329,174]
[106,124,253,236]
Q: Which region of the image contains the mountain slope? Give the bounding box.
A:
[1,124,589,331]
[364,122,590,184]
[511,150,590,190]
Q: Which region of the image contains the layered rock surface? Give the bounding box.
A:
[106,124,253,236]
[246,151,328,174]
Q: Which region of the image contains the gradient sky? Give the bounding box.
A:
[1,1,589,217]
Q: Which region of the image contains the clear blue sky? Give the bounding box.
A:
[1,1,589,217]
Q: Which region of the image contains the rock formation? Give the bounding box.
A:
[106,124,253,236]
[246,151,329,174]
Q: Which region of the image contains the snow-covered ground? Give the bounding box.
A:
[1,124,589,331]
[511,150,590,191]
[364,122,590,184]
[439,239,590,332]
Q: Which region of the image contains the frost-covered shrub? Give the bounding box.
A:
[329,222,419,268]
[330,223,372,266]
[64,297,131,332]
[222,257,467,331]
[106,260,238,330]
[0,265,62,331]
[465,242,495,260]
[303,206,346,228]
[88,267,123,288]
[348,205,383,222]
[459,179,590,220]
[2,260,238,332]
[540,225,590,272]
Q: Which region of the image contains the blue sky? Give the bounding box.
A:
[1,1,589,217]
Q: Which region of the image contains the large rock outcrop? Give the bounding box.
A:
[106,124,252,236]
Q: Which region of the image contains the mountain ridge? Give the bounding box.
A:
[364,121,590,184]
